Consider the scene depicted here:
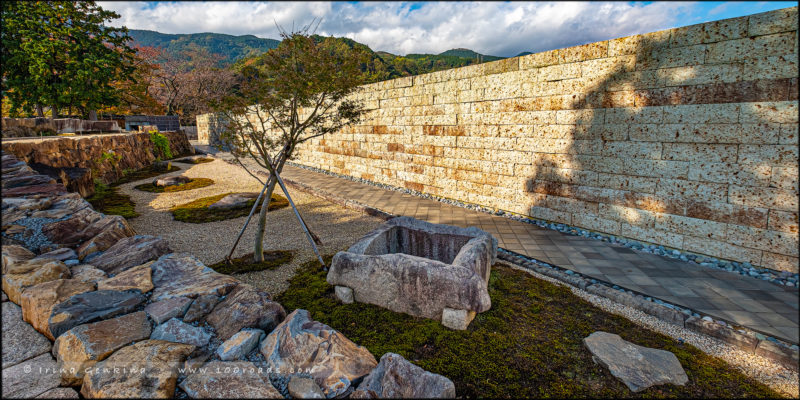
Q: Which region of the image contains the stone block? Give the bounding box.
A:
[21,278,95,340]
[2,302,52,369]
[144,297,192,325]
[748,7,798,36]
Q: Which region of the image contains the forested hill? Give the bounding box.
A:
[128,29,280,64]
[129,29,510,82]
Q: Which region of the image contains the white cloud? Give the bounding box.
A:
[99,1,708,57]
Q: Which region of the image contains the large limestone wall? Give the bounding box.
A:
[198,7,799,272]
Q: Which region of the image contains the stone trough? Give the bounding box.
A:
[327,216,497,330]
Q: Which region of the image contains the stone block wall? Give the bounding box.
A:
[198,7,799,272]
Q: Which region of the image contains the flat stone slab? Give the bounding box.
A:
[89,235,170,276]
[2,259,71,304]
[53,311,152,386]
[217,329,265,361]
[21,278,96,340]
[353,352,455,398]
[145,297,192,325]
[31,247,77,263]
[179,361,282,398]
[96,262,153,293]
[151,318,212,347]
[2,302,52,369]
[69,265,106,284]
[208,192,259,210]
[183,294,220,323]
[149,253,238,302]
[1,353,61,399]
[35,387,80,398]
[583,331,688,392]
[48,289,147,339]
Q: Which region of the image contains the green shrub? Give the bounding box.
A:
[149,130,173,160]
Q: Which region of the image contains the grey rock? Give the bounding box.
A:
[145,296,193,325]
[328,217,495,327]
[259,309,377,398]
[152,160,172,172]
[153,175,191,187]
[89,235,170,276]
[179,360,282,398]
[151,318,212,347]
[47,289,147,339]
[31,247,77,263]
[216,329,265,361]
[2,302,52,369]
[208,192,259,210]
[205,284,285,340]
[583,331,688,392]
[1,353,61,399]
[288,376,325,399]
[149,253,238,302]
[352,352,455,398]
[183,294,221,323]
[69,264,107,284]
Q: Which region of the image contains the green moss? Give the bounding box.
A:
[134,178,215,193]
[87,182,139,219]
[170,192,289,223]
[176,157,215,164]
[276,257,783,399]
[114,164,182,186]
[208,251,294,274]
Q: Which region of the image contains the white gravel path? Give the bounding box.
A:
[118,158,383,296]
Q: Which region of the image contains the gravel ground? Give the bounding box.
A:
[118,158,383,296]
[500,261,800,398]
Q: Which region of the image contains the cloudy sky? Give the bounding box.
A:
[98,1,796,57]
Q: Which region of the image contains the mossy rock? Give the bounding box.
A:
[170,192,289,223]
[175,156,215,164]
[87,183,138,219]
[275,256,782,399]
[134,178,215,193]
[114,164,182,186]
[208,251,294,275]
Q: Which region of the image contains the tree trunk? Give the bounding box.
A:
[252,155,289,263]
[50,104,58,120]
[36,105,44,118]
[89,110,97,121]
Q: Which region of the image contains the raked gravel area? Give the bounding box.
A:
[118,157,383,295]
[499,261,800,398]
[120,156,797,397]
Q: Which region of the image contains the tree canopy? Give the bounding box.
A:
[1,1,136,118]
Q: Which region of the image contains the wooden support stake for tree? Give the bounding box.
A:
[271,168,327,269]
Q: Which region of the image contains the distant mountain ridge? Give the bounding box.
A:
[128,29,280,63]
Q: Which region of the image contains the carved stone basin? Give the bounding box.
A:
[327,216,497,329]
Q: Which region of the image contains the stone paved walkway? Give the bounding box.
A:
[200,146,799,344]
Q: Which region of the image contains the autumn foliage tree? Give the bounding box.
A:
[216,25,369,263]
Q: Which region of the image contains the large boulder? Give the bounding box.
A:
[352,353,455,398]
[96,262,153,293]
[31,247,77,263]
[1,353,62,399]
[48,289,147,339]
[153,175,191,187]
[150,318,212,347]
[2,259,71,304]
[583,332,689,392]
[2,302,52,369]
[1,244,35,273]
[178,361,282,399]
[52,311,152,386]
[259,309,377,398]
[145,297,192,325]
[30,193,91,220]
[21,278,96,340]
[149,253,238,302]
[40,208,103,247]
[205,284,285,340]
[288,376,325,399]
[89,235,170,276]
[216,329,265,361]
[2,183,68,197]
[80,340,195,399]
[2,174,55,189]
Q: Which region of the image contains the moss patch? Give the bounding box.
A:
[87,182,139,219]
[115,164,182,186]
[209,251,294,275]
[171,192,289,223]
[134,178,215,193]
[276,256,782,398]
[176,157,215,164]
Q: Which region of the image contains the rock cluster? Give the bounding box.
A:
[0,151,456,398]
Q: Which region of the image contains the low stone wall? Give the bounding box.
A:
[1,131,192,197]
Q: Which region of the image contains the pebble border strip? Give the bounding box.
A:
[273,161,799,371]
[286,162,799,287]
